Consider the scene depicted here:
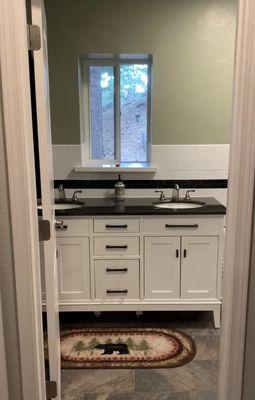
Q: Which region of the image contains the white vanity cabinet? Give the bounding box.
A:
[144,235,219,301]
[55,219,90,302]
[181,236,218,299]
[57,237,90,301]
[145,236,181,299]
[53,214,224,328]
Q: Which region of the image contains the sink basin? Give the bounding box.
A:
[37,201,84,210]
[154,201,205,210]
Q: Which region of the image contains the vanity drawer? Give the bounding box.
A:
[55,218,90,237]
[143,216,222,236]
[94,218,140,233]
[94,259,140,300]
[94,236,140,256]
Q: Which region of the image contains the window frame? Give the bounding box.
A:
[80,56,152,166]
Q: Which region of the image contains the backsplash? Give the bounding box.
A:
[52,144,229,206]
[53,144,229,180]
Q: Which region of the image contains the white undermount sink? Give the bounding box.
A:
[154,201,205,209]
[37,203,84,210]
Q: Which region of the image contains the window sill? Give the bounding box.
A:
[73,163,157,173]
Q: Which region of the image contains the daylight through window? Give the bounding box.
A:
[81,56,152,164]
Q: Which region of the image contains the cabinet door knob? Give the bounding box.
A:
[183,249,187,258]
[176,249,179,258]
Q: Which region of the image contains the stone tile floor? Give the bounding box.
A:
[60,311,220,400]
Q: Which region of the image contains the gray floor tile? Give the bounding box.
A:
[107,392,192,400]
[189,391,217,400]
[135,369,171,392]
[193,336,219,361]
[61,369,135,397]
[135,392,192,400]
[161,360,218,392]
[183,328,220,338]
[105,394,134,400]
[61,312,220,399]
[135,361,218,393]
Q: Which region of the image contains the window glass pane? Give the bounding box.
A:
[120,64,149,162]
[89,66,115,160]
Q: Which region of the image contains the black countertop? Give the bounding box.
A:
[53,197,226,216]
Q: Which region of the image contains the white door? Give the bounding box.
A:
[181,236,218,299]
[57,237,90,301]
[31,0,61,397]
[145,237,180,299]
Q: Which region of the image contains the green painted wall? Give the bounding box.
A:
[45,0,237,145]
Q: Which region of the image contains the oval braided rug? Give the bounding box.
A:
[57,328,196,369]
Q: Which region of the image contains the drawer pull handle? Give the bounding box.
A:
[105,224,128,229]
[55,220,68,230]
[165,224,199,228]
[106,268,128,273]
[176,249,179,258]
[106,289,128,294]
[184,249,187,258]
[105,245,128,249]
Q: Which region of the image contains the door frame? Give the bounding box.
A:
[0,0,255,400]
[0,294,9,400]
[0,0,46,399]
[218,0,255,399]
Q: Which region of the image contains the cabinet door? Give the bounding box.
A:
[145,237,180,299]
[181,236,218,299]
[57,237,90,301]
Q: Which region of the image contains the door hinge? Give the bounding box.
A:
[39,220,51,241]
[46,380,57,399]
[27,24,41,51]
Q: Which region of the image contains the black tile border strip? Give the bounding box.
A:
[54,179,228,190]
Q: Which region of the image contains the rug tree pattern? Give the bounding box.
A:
[71,336,152,356]
[60,328,196,369]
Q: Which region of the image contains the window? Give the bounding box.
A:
[81,55,152,165]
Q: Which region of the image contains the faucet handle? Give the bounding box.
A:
[58,184,66,200]
[184,190,196,201]
[72,190,82,201]
[155,190,166,201]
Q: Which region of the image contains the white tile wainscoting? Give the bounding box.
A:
[52,144,229,205]
[53,144,229,180]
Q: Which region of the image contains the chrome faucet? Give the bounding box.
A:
[172,184,180,201]
[72,190,82,201]
[58,184,66,201]
[155,190,166,201]
[184,189,196,201]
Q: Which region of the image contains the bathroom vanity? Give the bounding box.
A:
[41,197,225,328]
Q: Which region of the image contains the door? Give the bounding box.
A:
[31,0,61,397]
[181,236,218,299]
[57,238,90,301]
[145,237,180,299]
